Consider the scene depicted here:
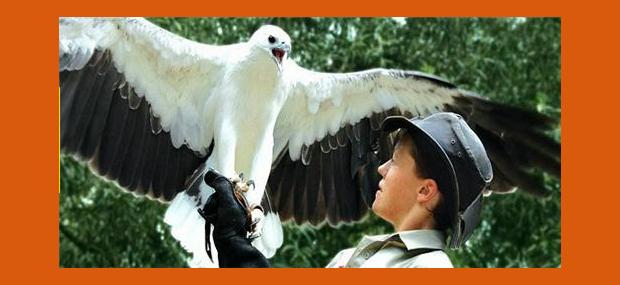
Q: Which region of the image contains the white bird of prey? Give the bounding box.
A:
[59,17,560,267]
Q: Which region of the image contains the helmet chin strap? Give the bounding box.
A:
[449,192,484,249]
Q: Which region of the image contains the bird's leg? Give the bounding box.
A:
[229,172,263,239]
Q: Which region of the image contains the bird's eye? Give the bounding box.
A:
[268,35,276,44]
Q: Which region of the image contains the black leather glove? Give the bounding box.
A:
[200,169,270,268]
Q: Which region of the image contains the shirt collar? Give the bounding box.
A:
[397,229,446,250]
[358,229,446,251]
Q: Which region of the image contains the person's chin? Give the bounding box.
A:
[371,192,382,213]
[372,202,389,222]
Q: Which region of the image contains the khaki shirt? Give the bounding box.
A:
[326,230,453,268]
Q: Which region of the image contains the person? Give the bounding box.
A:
[201,112,493,268]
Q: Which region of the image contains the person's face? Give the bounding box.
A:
[373,133,426,225]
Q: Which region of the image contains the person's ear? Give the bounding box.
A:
[417,179,439,203]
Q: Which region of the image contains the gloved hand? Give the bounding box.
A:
[199,169,270,268]
[201,169,249,242]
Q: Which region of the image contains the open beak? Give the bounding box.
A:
[271,43,290,72]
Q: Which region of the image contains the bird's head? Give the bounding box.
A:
[249,25,292,72]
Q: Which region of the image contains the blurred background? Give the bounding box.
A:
[59,17,561,268]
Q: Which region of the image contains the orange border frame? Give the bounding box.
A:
[3,0,612,282]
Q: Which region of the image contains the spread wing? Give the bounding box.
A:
[269,63,560,226]
[60,17,232,201]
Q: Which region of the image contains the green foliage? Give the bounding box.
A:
[60,156,189,267]
[60,17,560,268]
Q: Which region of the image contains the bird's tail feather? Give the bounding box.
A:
[252,187,283,258]
[252,212,283,258]
[164,163,218,268]
[164,191,218,268]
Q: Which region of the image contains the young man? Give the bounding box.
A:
[202,112,493,268]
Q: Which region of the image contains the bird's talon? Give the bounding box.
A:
[231,172,254,193]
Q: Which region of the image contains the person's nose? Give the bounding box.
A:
[378,160,389,177]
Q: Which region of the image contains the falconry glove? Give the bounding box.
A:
[199,169,270,268]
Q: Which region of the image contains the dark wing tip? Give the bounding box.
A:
[60,49,209,202]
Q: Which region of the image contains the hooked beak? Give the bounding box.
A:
[271,43,290,72]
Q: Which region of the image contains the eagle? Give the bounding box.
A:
[59,17,560,267]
